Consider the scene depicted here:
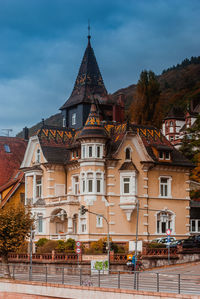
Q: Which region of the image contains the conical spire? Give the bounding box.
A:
[60,36,108,110]
[78,102,108,139]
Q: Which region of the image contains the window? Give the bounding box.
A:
[88,179,93,192]
[72,113,76,125]
[63,117,66,127]
[165,151,170,160]
[97,146,100,158]
[96,173,102,193]
[89,146,93,157]
[82,145,86,158]
[80,219,86,233]
[97,180,101,193]
[157,211,173,234]
[159,151,164,160]
[96,216,103,228]
[125,148,131,160]
[170,136,174,142]
[4,144,10,153]
[159,177,171,197]
[36,177,42,198]
[190,219,200,233]
[36,149,41,163]
[123,177,130,194]
[170,121,173,127]
[73,176,79,195]
[38,215,43,233]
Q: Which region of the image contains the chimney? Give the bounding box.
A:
[23,127,29,141]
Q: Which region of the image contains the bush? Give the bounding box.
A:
[36,238,49,249]
[147,242,166,249]
[36,240,57,253]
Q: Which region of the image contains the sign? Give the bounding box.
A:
[91,260,108,274]
[167,236,170,243]
[166,229,171,236]
[76,248,81,254]
[76,241,81,248]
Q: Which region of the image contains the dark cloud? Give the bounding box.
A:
[0,0,200,135]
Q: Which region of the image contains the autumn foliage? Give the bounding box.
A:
[0,202,33,277]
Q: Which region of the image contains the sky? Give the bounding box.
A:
[0,0,200,136]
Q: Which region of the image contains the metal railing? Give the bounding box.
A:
[0,264,200,295]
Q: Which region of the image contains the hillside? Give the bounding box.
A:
[17,56,200,136]
[114,57,200,120]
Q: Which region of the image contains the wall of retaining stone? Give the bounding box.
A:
[0,279,197,299]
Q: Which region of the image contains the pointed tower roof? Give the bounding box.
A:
[78,102,108,139]
[60,35,108,110]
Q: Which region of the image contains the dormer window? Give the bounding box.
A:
[159,151,171,161]
[159,151,164,160]
[125,148,131,160]
[165,151,170,160]
[72,113,76,125]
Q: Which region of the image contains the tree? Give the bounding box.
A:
[0,202,33,277]
[179,114,200,183]
[129,70,162,128]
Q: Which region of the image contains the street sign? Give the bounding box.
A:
[167,236,170,243]
[166,229,171,236]
[76,241,81,248]
[76,248,81,254]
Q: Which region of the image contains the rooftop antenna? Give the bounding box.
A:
[1,129,13,137]
[88,19,91,42]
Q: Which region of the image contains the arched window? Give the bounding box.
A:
[36,148,41,163]
[125,148,131,160]
[157,211,174,234]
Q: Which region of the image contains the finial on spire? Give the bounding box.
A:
[88,19,91,43]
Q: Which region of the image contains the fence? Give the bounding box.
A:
[0,264,200,295]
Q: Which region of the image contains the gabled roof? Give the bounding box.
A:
[60,36,108,110]
[0,137,27,187]
[164,106,185,121]
[0,171,24,207]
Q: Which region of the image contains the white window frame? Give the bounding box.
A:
[72,175,79,195]
[36,148,41,163]
[96,215,103,228]
[120,172,137,196]
[38,215,43,233]
[82,145,86,159]
[165,151,170,160]
[159,151,164,160]
[80,171,104,195]
[156,210,174,234]
[190,219,200,233]
[159,176,172,198]
[72,113,76,125]
[36,177,42,198]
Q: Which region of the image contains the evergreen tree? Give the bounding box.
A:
[129,70,162,128]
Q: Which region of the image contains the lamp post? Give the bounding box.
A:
[80,205,110,273]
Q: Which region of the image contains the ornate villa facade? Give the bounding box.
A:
[21,35,193,245]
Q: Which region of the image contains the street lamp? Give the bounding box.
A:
[80,205,110,273]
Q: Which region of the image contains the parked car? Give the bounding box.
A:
[178,235,200,248]
[151,237,176,245]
